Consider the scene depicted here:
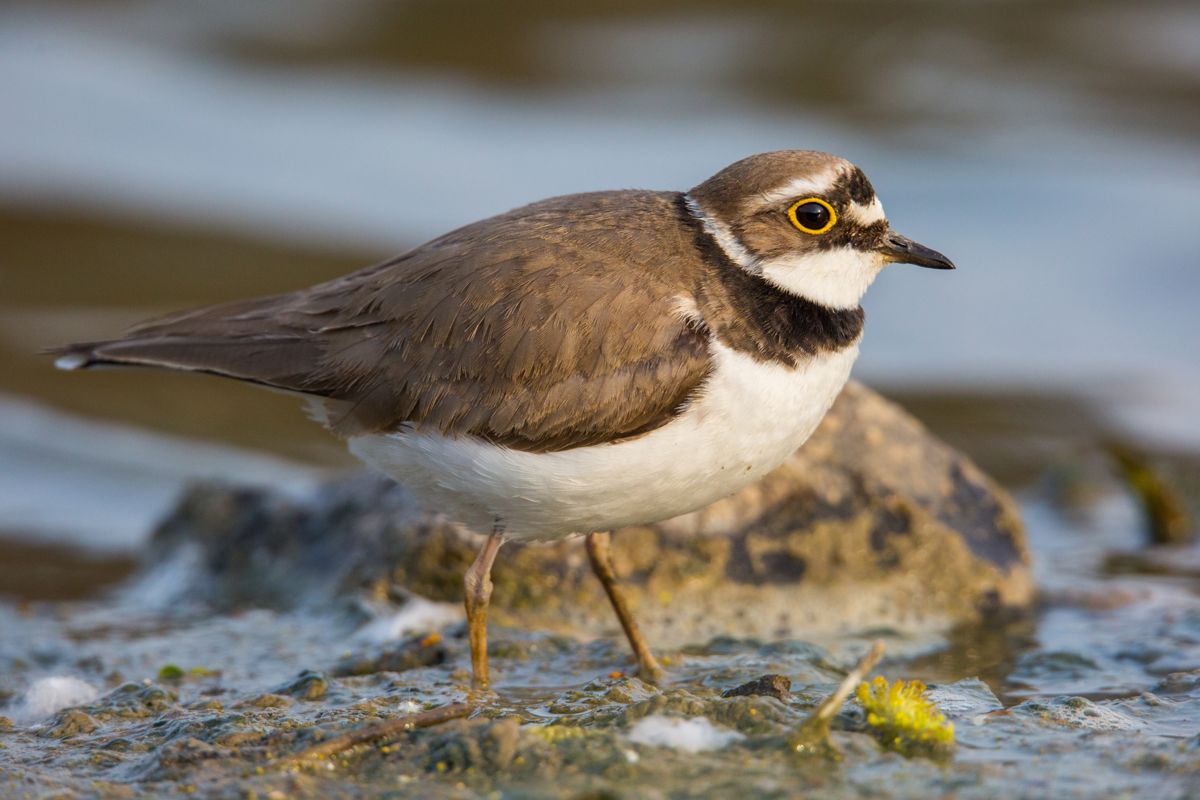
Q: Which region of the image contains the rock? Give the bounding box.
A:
[1008,696,1145,731]
[236,693,292,710]
[331,634,449,676]
[142,381,1032,646]
[424,718,522,774]
[1154,670,1200,695]
[84,683,178,722]
[721,675,792,702]
[274,671,328,701]
[41,708,99,738]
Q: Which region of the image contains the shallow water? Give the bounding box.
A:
[1,481,1198,797]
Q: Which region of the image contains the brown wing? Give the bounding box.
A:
[54,190,713,452]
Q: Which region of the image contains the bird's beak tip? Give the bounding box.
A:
[879,231,956,271]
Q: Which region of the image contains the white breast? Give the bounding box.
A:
[349,341,859,540]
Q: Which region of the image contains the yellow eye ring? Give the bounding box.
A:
[787,197,837,235]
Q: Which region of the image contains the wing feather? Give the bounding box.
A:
[53,190,713,452]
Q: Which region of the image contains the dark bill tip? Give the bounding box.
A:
[879,231,956,270]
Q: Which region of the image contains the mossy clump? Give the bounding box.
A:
[856,677,954,759]
[528,724,588,744]
[157,664,185,681]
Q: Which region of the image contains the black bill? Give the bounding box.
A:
[878,231,956,270]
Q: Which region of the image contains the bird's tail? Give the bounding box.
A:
[52,334,328,392]
[49,295,337,397]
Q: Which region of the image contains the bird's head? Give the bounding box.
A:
[687,150,954,309]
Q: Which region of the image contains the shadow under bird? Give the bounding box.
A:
[53,150,954,689]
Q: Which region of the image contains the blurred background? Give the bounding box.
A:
[1,0,1198,592]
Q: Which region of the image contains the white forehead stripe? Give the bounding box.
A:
[683,194,759,272]
[844,195,886,226]
[753,169,842,208]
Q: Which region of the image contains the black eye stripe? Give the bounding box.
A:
[807,169,877,211]
[810,220,890,251]
[844,168,876,205]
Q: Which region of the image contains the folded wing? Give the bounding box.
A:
[53,191,713,453]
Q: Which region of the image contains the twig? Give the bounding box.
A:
[810,640,885,727]
[788,639,886,755]
[286,702,472,764]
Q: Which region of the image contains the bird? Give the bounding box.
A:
[53,150,953,689]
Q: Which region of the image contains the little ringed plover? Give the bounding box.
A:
[54,150,954,688]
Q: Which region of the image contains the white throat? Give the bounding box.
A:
[759,249,884,310]
[684,193,884,310]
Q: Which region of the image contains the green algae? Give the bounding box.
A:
[856,677,954,759]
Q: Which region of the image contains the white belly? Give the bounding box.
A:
[348,341,859,540]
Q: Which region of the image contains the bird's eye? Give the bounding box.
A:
[787,198,837,235]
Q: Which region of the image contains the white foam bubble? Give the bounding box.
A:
[354,596,462,645]
[16,676,101,723]
[626,715,744,753]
